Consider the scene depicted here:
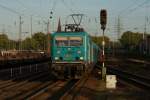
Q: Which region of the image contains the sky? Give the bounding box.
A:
[0,0,150,41]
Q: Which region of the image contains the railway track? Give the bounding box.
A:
[26,74,89,100]
[0,73,79,100]
[0,69,89,99]
[27,69,92,100]
[0,63,148,99]
[127,58,150,64]
[0,59,94,100]
[107,67,150,91]
[27,79,78,100]
[60,73,90,100]
[0,71,56,99]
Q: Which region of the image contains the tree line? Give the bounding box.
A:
[0,32,48,51]
[0,31,145,53]
[91,31,146,56]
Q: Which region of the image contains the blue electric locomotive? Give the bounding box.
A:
[51,14,100,79]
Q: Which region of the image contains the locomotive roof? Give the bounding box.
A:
[52,31,89,36]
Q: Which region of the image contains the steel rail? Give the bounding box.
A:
[107,67,150,90]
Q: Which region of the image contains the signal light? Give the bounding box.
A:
[100,9,107,30]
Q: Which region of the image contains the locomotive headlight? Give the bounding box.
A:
[80,57,83,60]
[57,51,60,54]
[77,50,81,54]
[55,57,59,60]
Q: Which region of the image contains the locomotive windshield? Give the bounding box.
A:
[55,37,68,46]
[69,37,82,46]
[55,36,82,46]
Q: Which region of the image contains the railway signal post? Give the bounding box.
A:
[100,9,107,80]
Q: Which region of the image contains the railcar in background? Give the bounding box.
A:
[0,50,46,60]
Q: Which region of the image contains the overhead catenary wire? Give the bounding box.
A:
[128,0,150,13]
[61,0,75,14]
[119,0,141,16]
[69,0,80,14]
[15,0,47,20]
[0,1,42,18]
[115,0,150,36]
[50,0,57,12]
[15,0,27,11]
[15,0,51,34]
[120,0,150,17]
[0,3,22,15]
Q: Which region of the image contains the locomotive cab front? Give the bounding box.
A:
[53,36,84,63]
[51,33,86,78]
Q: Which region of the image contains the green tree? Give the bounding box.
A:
[0,34,9,50]
[91,36,110,47]
[8,40,16,50]
[32,32,47,50]
[22,37,32,50]
[120,31,143,50]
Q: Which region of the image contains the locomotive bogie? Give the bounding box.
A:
[51,63,87,79]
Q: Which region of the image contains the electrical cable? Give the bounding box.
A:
[128,0,150,13]
[61,0,75,14]
[120,0,150,16]
[15,0,47,19]
[0,3,22,15]
[119,0,141,16]
[51,0,57,12]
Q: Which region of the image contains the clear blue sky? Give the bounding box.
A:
[0,0,150,40]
